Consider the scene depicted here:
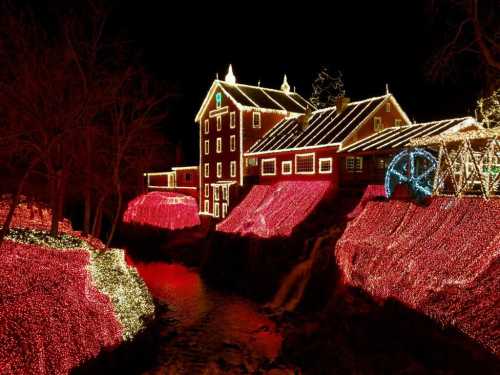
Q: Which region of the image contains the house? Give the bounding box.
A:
[144,166,198,198]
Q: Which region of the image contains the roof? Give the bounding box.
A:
[247,94,408,155]
[341,117,479,153]
[195,80,314,122]
[409,124,497,146]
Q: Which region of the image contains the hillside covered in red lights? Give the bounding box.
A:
[336,197,500,356]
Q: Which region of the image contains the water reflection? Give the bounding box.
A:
[129,259,282,374]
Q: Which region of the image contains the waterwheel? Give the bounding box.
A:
[384,148,437,199]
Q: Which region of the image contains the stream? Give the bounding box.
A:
[129,260,286,374]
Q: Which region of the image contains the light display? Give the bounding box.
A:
[217,181,331,238]
[384,148,437,199]
[346,184,385,220]
[336,196,500,356]
[123,191,200,230]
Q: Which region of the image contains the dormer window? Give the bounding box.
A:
[253,112,261,128]
[385,102,391,112]
[374,117,383,132]
[215,92,222,108]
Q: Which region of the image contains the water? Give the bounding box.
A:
[129,260,283,374]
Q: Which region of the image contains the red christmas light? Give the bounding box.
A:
[123,191,200,230]
[217,181,331,238]
[346,184,386,220]
[336,196,500,356]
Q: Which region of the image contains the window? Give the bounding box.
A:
[204,184,209,197]
[204,119,209,134]
[375,157,388,170]
[216,138,222,153]
[215,92,222,108]
[230,161,237,177]
[230,135,236,151]
[252,112,261,128]
[204,200,209,213]
[217,116,222,131]
[319,158,333,173]
[214,202,220,218]
[261,158,276,175]
[247,157,258,167]
[222,203,228,218]
[230,112,236,128]
[346,156,363,172]
[217,162,222,178]
[374,117,383,132]
[282,161,292,175]
[204,163,209,177]
[204,140,209,155]
[395,119,402,126]
[385,102,391,112]
[295,153,315,174]
[222,185,228,201]
[214,185,219,201]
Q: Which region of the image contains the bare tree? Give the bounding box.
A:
[310,67,346,109]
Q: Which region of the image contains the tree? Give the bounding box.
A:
[476,88,500,128]
[309,67,346,109]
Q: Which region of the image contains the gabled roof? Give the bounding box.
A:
[341,117,479,153]
[247,94,408,155]
[194,80,314,122]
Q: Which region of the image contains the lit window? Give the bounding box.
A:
[204,140,209,155]
[376,157,388,170]
[395,119,402,126]
[385,102,391,112]
[282,161,292,175]
[319,158,333,173]
[204,119,209,134]
[222,186,228,200]
[215,92,222,108]
[204,200,209,213]
[204,163,209,178]
[222,203,228,218]
[216,138,222,153]
[204,183,209,197]
[261,158,276,175]
[214,185,219,201]
[217,162,222,178]
[346,156,363,172]
[230,135,236,152]
[248,157,258,167]
[214,202,220,218]
[252,112,261,128]
[230,161,237,177]
[217,116,222,131]
[374,117,383,132]
[295,153,315,174]
[230,112,236,128]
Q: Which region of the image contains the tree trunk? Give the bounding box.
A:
[83,187,92,235]
[50,171,64,236]
[106,181,122,248]
[92,194,106,238]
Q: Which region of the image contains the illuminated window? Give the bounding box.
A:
[261,158,276,176]
[230,161,237,177]
[204,200,209,213]
[204,119,209,134]
[204,163,209,177]
[247,157,258,167]
[217,162,222,178]
[222,185,228,200]
[252,112,261,128]
[204,140,209,155]
[395,119,402,126]
[214,202,220,218]
[282,161,292,175]
[217,116,222,131]
[230,112,236,128]
[216,138,222,153]
[295,153,315,174]
[376,157,388,170]
[346,156,363,172]
[230,135,236,151]
[214,185,219,201]
[374,117,383,132]
[222,202,228,218]
[319,158,333,173]
[215,92,222,108]
[385,102,391,112]
[204,183,209,197]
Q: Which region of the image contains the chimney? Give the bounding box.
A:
[299,106,313,131]
[336,96,350,114]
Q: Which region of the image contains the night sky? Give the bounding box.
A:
[32,1,484,165]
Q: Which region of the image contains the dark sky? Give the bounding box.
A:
[32,1,483,165]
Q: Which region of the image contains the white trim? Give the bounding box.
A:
[195,81,243,123]
[261,158,277,176]
[204,119,209,134]
[204,139,209,155]
[239,111,244,186]
[295,152,315,175]
[230,111,236,128]
[204,200,210,213]
[204,183,209,198]
[259,88,287,110]
[148,186,197,190]
[213,185,220,201]
[245,142,340,156]
[385,102,391,112]
[216,137,222,153]
[252,112,261,128]
[209,106,228,118]
[172,166,198,171]
[217,162,222,178]
[230,135,236,152]
[318,157,333,174]
[281,160,292,175]
[213,202,220,218]
[216,116,222,131]
[230,161,237,177]
[395,118,402,126]
[222,202,228,218]
[233,85,259,107]
[204,163,209,178]
[374,116,383,132]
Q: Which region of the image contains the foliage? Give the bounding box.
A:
[477,88,500,128]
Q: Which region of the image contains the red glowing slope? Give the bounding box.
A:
[346,184,386,220]
[123,191,200,230]
[336,197,500,356]
[217,181,331,238]
[0,241,122,374]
